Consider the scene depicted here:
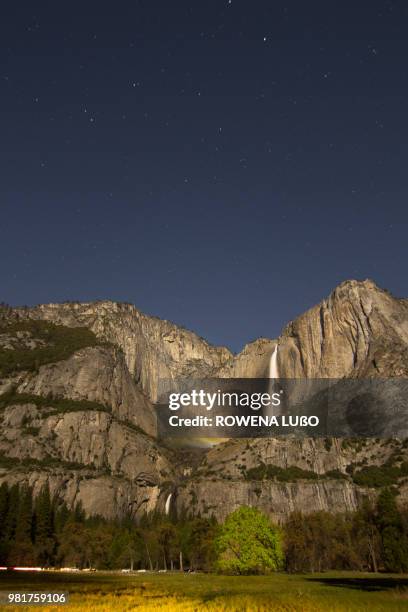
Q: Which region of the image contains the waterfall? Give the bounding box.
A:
[165,493,172,515]
[269,344,279,379]
[267,344,280,407]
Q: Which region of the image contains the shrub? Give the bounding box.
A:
[325,469,348,480]
[353,465,401,488]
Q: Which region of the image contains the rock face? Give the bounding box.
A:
[20,301,232,401]
[199,437,398,478]
[275,280,408,379]
[15,346,157,436]
[176,478,366,524]
[0,470,163,521]
[177,436,408,523]
[217,338,276,378]
[217,280,408,379]
[1,279,408,521]
[0,398,174,519]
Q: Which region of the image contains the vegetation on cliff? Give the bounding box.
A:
[0,391,110,415]
[245,463,320,482]
[352,463,408,488]
[0,320,101,376]
[0,452,104,473]
[244,462,349,483]
[244,459,408,488]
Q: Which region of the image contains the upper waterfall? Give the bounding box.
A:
[269,344,279,379]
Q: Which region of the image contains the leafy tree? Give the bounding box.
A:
[215,506,283,575]
[284,511,312,572]
[284,511,361,573]
[157,521,178,570]
[57,522,89,568]
[377,488,408,572]
[352,498,381,572]
[139,520,160,570]
[84,524,115,569]
[109,527,142,570]
[187,517,217,571]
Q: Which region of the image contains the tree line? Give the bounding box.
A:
[284,489,408,573]
[0,483,217,571]
[0,482,407,574]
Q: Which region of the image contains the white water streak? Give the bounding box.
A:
[269,344,279,379]
[165,493,172,515]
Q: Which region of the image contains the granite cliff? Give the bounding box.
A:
[0,279,407,522]
[19,301,232,401]
[218,279,408,379]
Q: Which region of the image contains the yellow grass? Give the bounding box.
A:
[1,571,408,611]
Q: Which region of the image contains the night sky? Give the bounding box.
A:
[1,1,408,352]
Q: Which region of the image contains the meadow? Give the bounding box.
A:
[1,571,408,611]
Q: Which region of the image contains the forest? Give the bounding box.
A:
[0,482,408,575]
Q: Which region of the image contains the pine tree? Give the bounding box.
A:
[8,486,35,565]
[34,484,55,566]
[54,502,70,534]
[0,483,8,535]
[0,483,9,563]
[15,486,33,543]
[4,484,19,542]
[73,501,85,523]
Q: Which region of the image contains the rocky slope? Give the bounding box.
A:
[0,401,172,519]
[0,316,177,519]
[14,346,156,436]
[179,436,408,522]
[0,279,407,521]
[19,301,232,401]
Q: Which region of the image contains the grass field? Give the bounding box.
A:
[1,571,408,611]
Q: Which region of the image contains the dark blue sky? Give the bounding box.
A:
[1,1,408,352]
